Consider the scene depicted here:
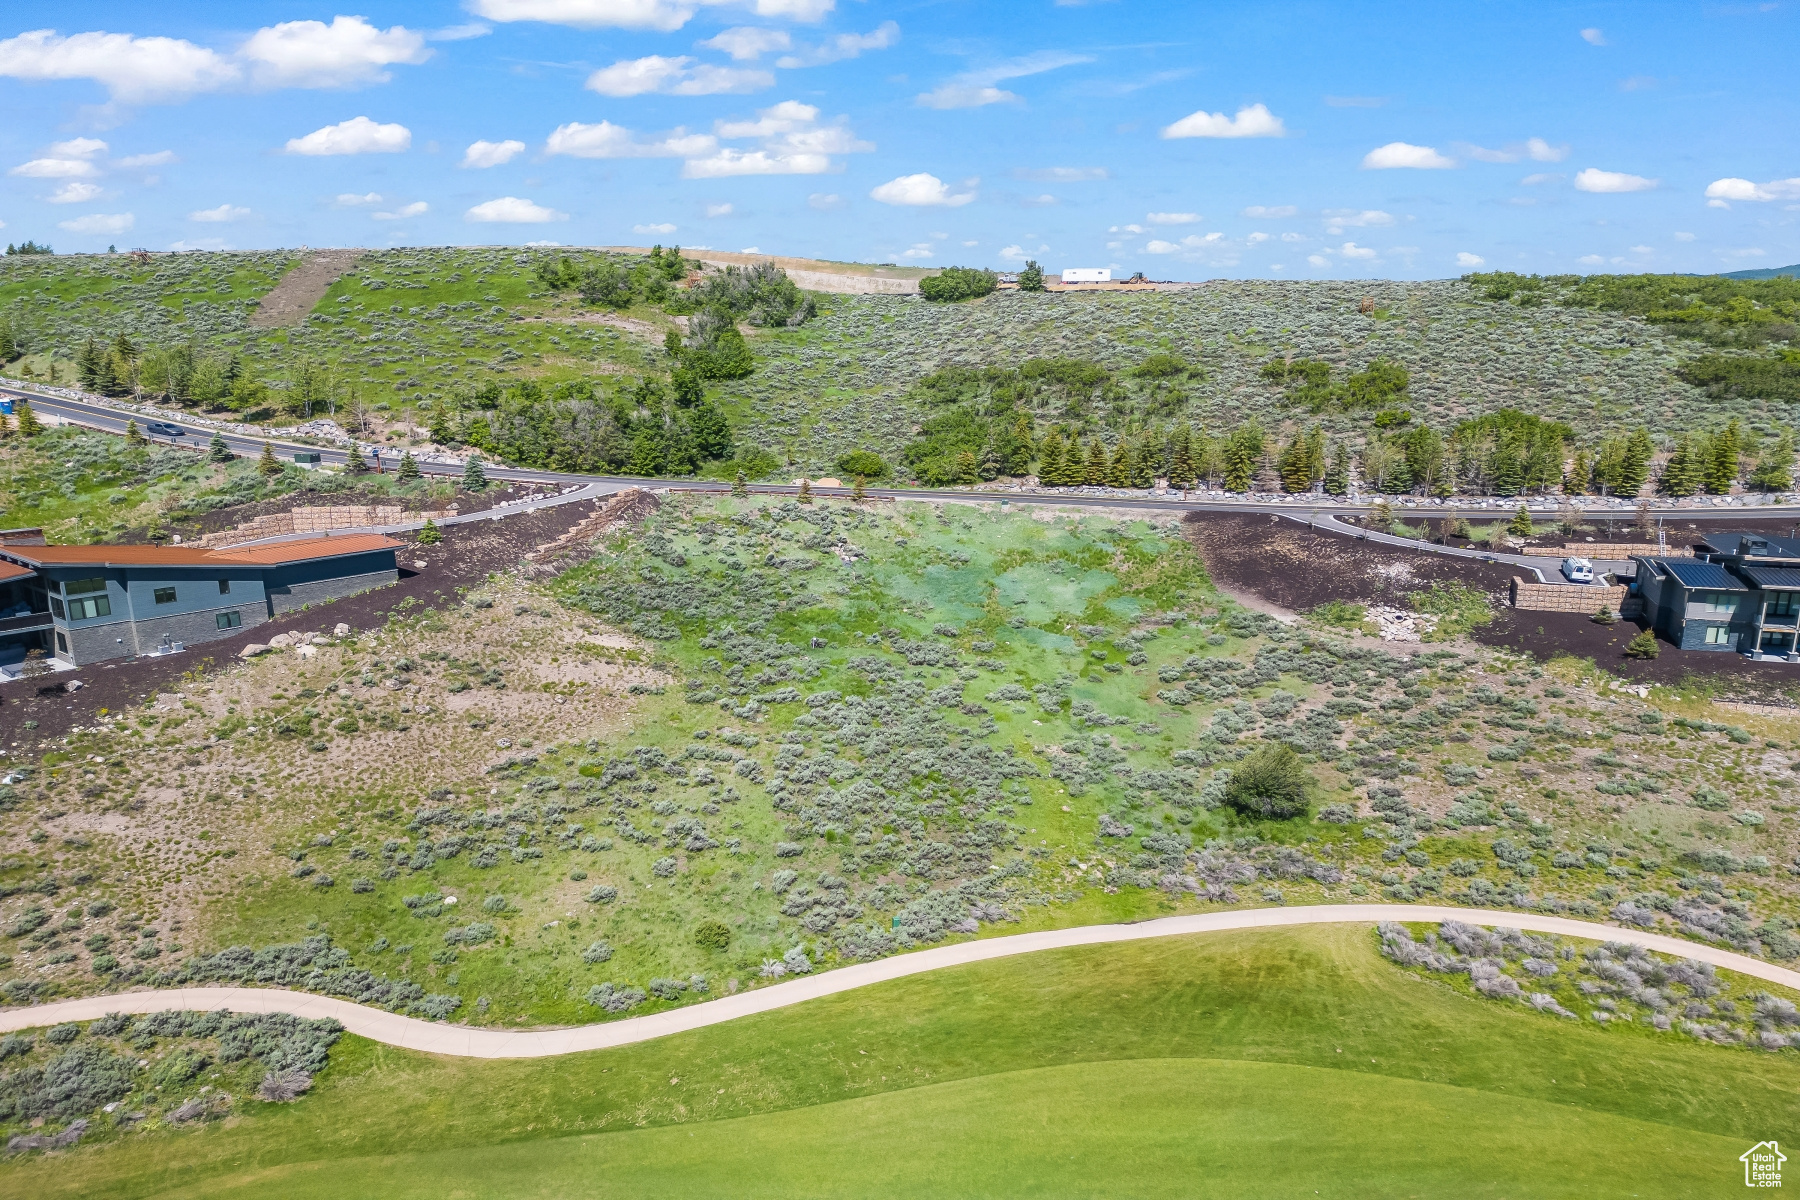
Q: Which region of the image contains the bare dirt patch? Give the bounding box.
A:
[527,311,669,341]
[1180,512,1516,612]
[250,250,366,328]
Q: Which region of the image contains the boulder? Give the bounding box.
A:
[295,645,317,660]
[333,622,351,637]
[239,644,270,659]
[266,634,293,649]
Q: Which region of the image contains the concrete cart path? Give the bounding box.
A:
[1297,512,1639,583]
[1,905,1794,1059]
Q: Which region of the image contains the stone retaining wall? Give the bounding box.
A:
[200,505,457,548]
[1560,542,1690,557]
[1510,577,1635,616]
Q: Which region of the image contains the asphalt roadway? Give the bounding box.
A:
[10,382,1800,524]
[0,904,1793,1057]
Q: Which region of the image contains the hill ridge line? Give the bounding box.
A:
[0,905,1792,1059]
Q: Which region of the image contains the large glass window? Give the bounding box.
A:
[49,597,64,619]
[216,611,242,630]
[65,577,105,595]
[67,593,110,620]
[153,586,177,605]
[1703,592,1739,613]
[1768,591,1800,617]
[1704,625,1731,645]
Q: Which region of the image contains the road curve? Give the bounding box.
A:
[1,905,1793,1059]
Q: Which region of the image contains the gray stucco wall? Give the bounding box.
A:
[269,568,398,615]
[126,603,269,654]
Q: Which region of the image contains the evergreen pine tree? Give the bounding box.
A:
[1305,425,1326,486]
[417,518,442,546]
[124,419,146,446]
[1221,423,1263,492]
[1322,442,1350,495]
[1508,503,1534,537]
[1275,432,1310,492]
[1431,461,1456,499]
[76,336,101,391]
[851,475,867,503]
[257,440,282,476]
[1661,435,1703,497]
[462,455,488,492]
[1490,437,1524,496]
[1707,419,1742,494]
[14,399,41,436]
[797,477,814,504]
[732,471,749,498]
[1106,441,1132,488]
[428,403,455,446]
[1083,439,1107,486]
[345,445,370,474]
[1036,430,1065,485]
[1130,437,1156,488]
[209,433,232,462]
[1168,426,1195,488]
[954,449,979,483]
[397,450,420,481]
[1750,430,1796,493]
[1617,429,1653,498]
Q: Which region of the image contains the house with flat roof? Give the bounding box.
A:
[1632,531,1800,659]
[0,529,401,672]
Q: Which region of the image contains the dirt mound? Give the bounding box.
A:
[251,250,366,328]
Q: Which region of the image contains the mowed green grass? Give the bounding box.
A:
[10,925,1791,1199]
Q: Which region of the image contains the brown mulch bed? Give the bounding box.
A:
[1179,512,1517,615]
[2,498,610,745]
[1474,608,1800,695]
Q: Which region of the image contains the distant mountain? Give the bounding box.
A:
[1720,264,1800,280]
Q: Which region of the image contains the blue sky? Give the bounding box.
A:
[1,1,1796,279]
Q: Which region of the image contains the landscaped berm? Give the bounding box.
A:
[0,925,1791,1197]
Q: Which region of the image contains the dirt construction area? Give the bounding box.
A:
[1181,511,1800,697]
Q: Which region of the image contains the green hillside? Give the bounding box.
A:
[3,249,1799,490]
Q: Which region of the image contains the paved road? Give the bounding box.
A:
[1,905,1792,1059]
[9,381,1800,524]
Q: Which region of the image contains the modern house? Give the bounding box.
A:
[0,529,401,672]
[1632,532,1800,659]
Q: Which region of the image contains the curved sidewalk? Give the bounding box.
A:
[1,905,1794,1059]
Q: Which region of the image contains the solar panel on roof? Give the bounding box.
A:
[1662,560,1744,589]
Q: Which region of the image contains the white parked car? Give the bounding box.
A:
[1561,556,1595,584]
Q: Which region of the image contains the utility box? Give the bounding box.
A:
[293,451,322,465]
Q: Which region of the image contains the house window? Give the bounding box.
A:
[49,597,64,619]
[65,577,105,596]
[153,586,177,605]
[1703,592,1739,613]
[216,610,242,630]
[1704,625,1731,645]
[218,579,231,594]
[67,593,111,621]
[1769,592,1800,617]
[55,632,67,654]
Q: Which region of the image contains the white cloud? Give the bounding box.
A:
[429,23,493,41]
[1323,209,1394,233]
[462,139,526,168]
[1146,211,1200,225]
[50,137,108,159]
[962,240,978,247]
[684,99,870,177]
[901,243,933,259]
[633,222,678,233]
[1013,166,1107,182]
[335,192,383,206]
[807,192,843,210]
[285,116,410,156]
[1241,204,1297,219]
[1705,176,1800,203]
[916,50,1092,110]
[1673,231,1696,242]
[700,27,791,60]
[705,202,734,217]
[1280,232,1304,242]
[190,203,251,222]
[1361,142,1454,169]
[1307,254,1329,267]
[466,196,567,223]
[586,55,772,96]
[870,173,976,207]
[373,201,429,220]
[1580,27,1607,45]
[240,16,430,90]
[1574,167,1656,193]
[468,0,836,34]
[1144,240,1180,254]
[545,120,716,159]
[1021,194,1058,207]
[524,239,561,247]
[46,181,102,203]
[999,244,1028,261]
[1526,137,1568,162]
[1110,223,1147,234]
[738,245,760,253]
[1161,102,1285,139]
[0,28,239,103]
[1455,251,1485,267]
[775,21,898,68]
[1577,253,1605,265]
[1521,172,1563,186]
[58,211,134,235]
[10,157,98,178]
[116,150,175,168]
[1629,244,1654,255]
[1339,242,1377,260]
